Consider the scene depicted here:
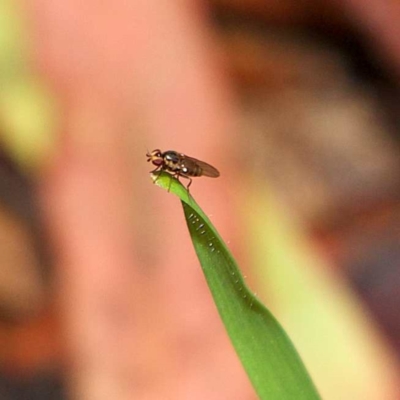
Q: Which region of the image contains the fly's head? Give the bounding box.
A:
[146,149,164,167]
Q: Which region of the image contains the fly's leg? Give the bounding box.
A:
[150,165,162,174]
[169,172,191,193]
[150,165,162,184]
[168,172,181,192]
[167,175,173,192]
[166,173,193,203]
[177,175,193,204]
[176,174,192,192]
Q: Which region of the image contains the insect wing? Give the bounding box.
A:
[184,156,220,177]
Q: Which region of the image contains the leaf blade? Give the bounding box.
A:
[152,172,320,399]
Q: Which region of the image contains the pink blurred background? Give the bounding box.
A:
[1,0,400,399]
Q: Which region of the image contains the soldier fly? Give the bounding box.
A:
[146,149,220,189]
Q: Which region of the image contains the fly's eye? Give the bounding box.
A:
[151,149,162,157]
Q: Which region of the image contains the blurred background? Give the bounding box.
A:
[1,0,400,399]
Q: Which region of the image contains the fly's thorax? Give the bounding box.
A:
[163,151,181,171]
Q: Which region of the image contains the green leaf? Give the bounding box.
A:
[151,171,320,400]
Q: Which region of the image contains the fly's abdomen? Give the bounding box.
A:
[190,164,203,177]
[181,159,203,177]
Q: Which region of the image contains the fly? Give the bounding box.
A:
[146,149,220,189]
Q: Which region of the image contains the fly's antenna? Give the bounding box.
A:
[146,148,151,159]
